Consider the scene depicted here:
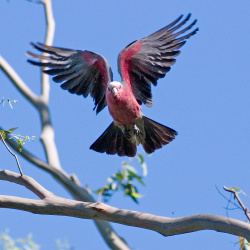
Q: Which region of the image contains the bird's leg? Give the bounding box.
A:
[124,124,140,139]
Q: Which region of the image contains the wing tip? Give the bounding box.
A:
[27,59,40,66]
[30,42,36,47]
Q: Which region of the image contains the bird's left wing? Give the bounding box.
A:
[27,43,113,114]
[118,14,198,107]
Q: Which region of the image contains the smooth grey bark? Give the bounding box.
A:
[1,170,250,243]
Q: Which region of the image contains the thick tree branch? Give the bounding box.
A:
[35,0,60,169]
[1,170,250,242]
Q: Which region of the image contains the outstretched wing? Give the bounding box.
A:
[27,43,113,114]
[118,14,198,107]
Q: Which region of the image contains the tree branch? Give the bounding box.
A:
[224,186,250,221]
[32,0,61,169]
[1,131,130,249]
[40,0,55,103]
[1,170,250,242]
[0,170,53,199]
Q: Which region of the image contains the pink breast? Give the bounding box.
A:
[106,86,141,125]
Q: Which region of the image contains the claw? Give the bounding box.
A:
[134,124,140,135]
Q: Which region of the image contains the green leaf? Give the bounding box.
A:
[228,187,241,192]
[5,127,18,134]
[136,154,144,163]
[136,154,148,176]
[115,173,124,181]
[134,176,146,186]
[0,127,18,140]
[245,238,250,250]
[127,170,146,186]
[122,161,128,166]
[131,192,144,198]
[130,195,139,204]
[127,170,137,177]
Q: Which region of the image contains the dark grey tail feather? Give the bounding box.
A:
[90,122,136,157]
[90,117,176,157]
[141,116,177,154]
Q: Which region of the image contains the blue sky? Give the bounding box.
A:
[1,0,250,249]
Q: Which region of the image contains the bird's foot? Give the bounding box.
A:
[134,124,140,136]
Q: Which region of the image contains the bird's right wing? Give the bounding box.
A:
[27,43,113,114]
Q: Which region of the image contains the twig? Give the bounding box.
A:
[224,186,250,221]
[0,132,23,175]
[216,185,241,210]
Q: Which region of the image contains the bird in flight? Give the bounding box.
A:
[27,14,198,157]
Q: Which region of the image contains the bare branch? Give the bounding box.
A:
[40,0,55,103]
[0,170,53,199]
[41,0,55,48]
[224,186,250,221]
[31,0,61,169]
[1,170,250,243]
[0,56,39,108]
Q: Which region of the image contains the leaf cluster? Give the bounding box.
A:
[0,97,18,109]
[0,128,35,152]
[0,230,73,250]
[94,154,147,204]
[0,230,40,250]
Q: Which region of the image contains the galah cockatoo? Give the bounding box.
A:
[28,14,198,157]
